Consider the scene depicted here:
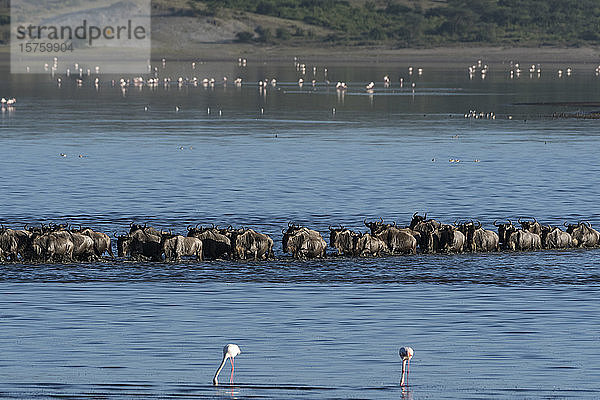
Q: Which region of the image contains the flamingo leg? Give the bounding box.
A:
[400,359,406,386]
[406,359,410,385]
[230,357,235,384]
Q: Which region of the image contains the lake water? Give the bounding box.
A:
[1,58,600,399]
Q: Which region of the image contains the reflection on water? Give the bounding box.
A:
[1,61,600,398]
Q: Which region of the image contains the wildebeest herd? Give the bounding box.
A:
[0,213,599,263]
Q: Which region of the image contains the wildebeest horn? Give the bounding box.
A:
[282,228,286,234]
[211,223,215,229]
[493,220,499,226]
[379,217,383,223]
[187,225,192,230]
[518,217,523,224]
[424,213,427,220]
[144,223,147,228]
[533,217,537,223]
[228,225,233,230]
[413,212,418,218]
[475,220,481,229]
[363,218,368,225]
[507,219,512,225]
[195,223,200,228]
[329,225,333,230]
[288,222,293,228]
[392,221,396,226]
[563,221,569,227]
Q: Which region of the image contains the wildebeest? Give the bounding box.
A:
[439,225,465,253]
[231,228,274,260]
[187,225,232,259]
[364,218,417,255]
[0,226,18,261]
[458,221,499,252]
[329,226,358,256]
[493,220,541,251]
[282,223,327,259]
[409,213,442,251]
[354,233,388,257]
[30,232,74,262]
[518,217,542,236]
[162,234,203,261]
[117,225,164,261]
[564,221,600,248]
[494,220,515,249]
[540,226,572,249]
[74,227,114,258]
[55,229,95,261]
[0,226,29,261]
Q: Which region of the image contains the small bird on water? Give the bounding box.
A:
[399,346,414,386]
[213,343,241,386]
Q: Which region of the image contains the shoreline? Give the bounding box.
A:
[2,44,600,67]
[150,43,600,65]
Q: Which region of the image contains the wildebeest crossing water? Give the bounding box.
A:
[1,214,598,263]
[3,60,600,399]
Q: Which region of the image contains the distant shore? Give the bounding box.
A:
[150,43,600,65]
[2,43,599,70]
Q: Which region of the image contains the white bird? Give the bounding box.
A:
[399,346,414,386]
[213,344,241,386]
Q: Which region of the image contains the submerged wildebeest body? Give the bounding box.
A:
[540,226,573,249]
[439,225,465,253]
[458,221,499,252]
[187,226,231,259]
[329,226,358,256]
[508,230,542,251]
[354,233,388,257]
[364,218,417,255]
[30,232,75,262]
[283,223,327,259]
[117,226,164,261]
[76,227,114,258]
[162,234,203,261]
[408,213,442,252]
[231,229,274,260]
[565,221,600,248]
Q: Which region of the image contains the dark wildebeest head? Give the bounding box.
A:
[494,219,516,244]
[518,217,541,236]
[409,212,427,230]
[129,222,145,234]
[364,218,396,235]
[282,222,305,253]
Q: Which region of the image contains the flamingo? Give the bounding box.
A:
[213,344,241,386]
[399,346,414,386]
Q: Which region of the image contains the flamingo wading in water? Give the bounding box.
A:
[213,344,241,385]
[399,346,414,386]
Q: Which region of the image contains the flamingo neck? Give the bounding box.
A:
[213,355,229,385]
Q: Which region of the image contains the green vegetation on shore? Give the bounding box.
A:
[191,0,600,47]
[1,0,599,49]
